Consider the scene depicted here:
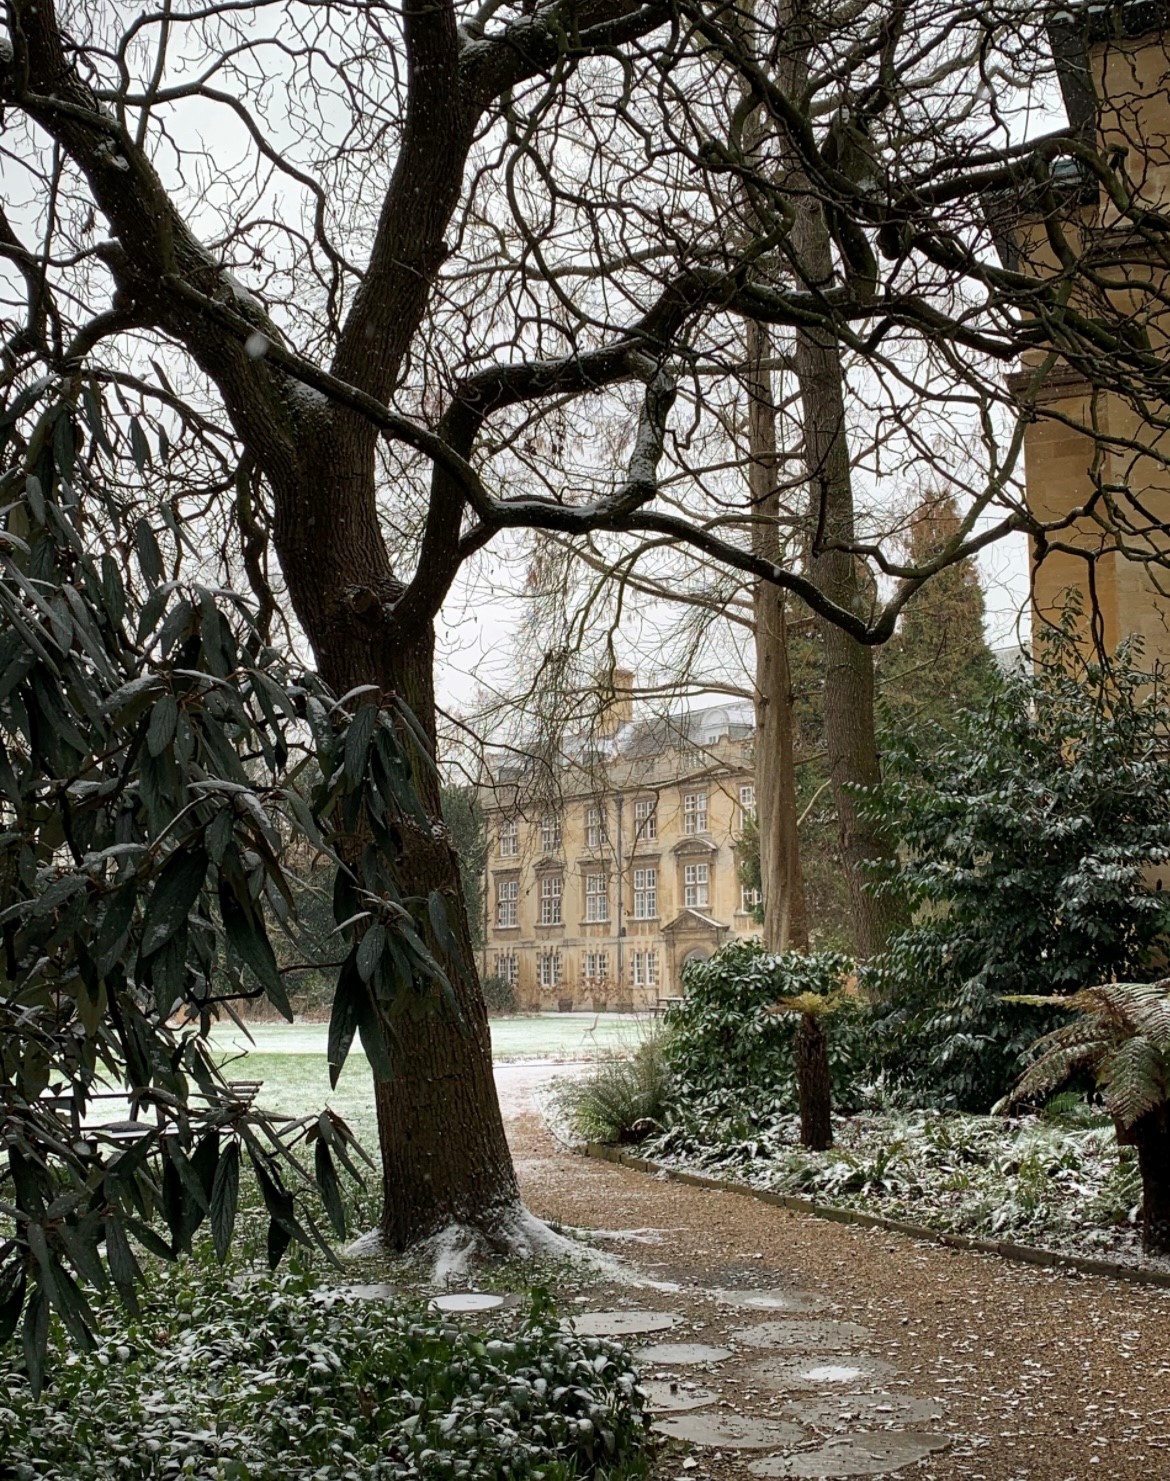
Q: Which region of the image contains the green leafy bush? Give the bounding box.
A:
[558,1034,673,1144]
[861,627,1170,1111]
[482,973,519,1017]
[0,379,450,1376]
[0,1255,647,1480]
[661,940,867,1111]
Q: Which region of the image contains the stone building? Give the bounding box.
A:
[995,4,1170,661]
[478,675,762,1011]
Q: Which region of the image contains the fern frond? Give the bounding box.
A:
[1025,1017,1115,1062]
[1066,984,1141,1035]
[1003,1041,1105,1109]
[1118,983,1170,1048]
[1002,994,1074,1008]
[1100,1035,1168,1130]
[768,991,839,1018]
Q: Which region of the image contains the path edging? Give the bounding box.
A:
[584,1142,1170,1291]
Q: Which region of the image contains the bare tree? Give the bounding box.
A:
[5,0,1167,1257]
[747,319,810,950]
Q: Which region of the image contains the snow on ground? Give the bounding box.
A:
[206,1014,628,1149]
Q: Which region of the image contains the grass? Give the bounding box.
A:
[208,1014,648,1152]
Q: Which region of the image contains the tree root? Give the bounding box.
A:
[344,1203,677,1288]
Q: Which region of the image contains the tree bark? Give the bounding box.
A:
[1133,1108,1170,1257]
[272,440,521,1249]
[794,1012,833,1151]
[792,199,902,960]
[747,320,809,952]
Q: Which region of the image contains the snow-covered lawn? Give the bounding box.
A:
[211,1011,643,1062]
[638,1102,1164,1270]
[209,1014,642,1149]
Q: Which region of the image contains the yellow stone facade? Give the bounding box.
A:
[478,698,762,1011]
[1011,12,1170,661]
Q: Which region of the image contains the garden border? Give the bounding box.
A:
[584,1143,1170,1291]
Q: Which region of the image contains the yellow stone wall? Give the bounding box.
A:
[1016,25,1170,662]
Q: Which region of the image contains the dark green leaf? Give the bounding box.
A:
[129,417,151,474]
[343,703,377,786]
[219,878,290,1016]
[314,1141,346,1238]
[53,409,75,481]
[356,922,386,983]
[134,518,163,586]
[0,1266,26,1346]
[103,1216,142,1307]
[428,889,456,955]
[141,847,207,958]
[327,951,361,1090]
[355,985,394,1082]
[147,693,178,757]
[25,474,45,524]
[267,1218,292,1270]
[22,1287,48,1397]
[210,1142,240,1262]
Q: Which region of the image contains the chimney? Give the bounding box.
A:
[596,666,635,737]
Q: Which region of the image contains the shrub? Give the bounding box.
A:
[861,625,1170,1111]
[482,972,519,1016]
[0,381,452,1373]
[662,941,868,1112]
[559,1033,673,1144]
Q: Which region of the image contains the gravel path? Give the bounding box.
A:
[505,1075,1170,1480]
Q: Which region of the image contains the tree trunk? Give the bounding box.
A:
[794,1012,833,1151]
[1133,1108,1170,1256]
[747,320,809,953]
[792,203,902,960]
[272,433,520,1251]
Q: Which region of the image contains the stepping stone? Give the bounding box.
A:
[640,1379,721,1413]
[430,1292,506,1314]
[779,1394,943,1428]
[732,1320,871,1351]
[653,1414,808,1449]
[562,1310,680,1338]
[637,1342,733,1365]
[751,1354,895,1391]
[747,1431,950,1476]
[715,1288,828,1314]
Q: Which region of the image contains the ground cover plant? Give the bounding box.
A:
[554,1034,673,1146]
[0,1247,647,1481]
[640,1099,1149,1265]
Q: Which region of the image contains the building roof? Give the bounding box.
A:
[487,699,755,784]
